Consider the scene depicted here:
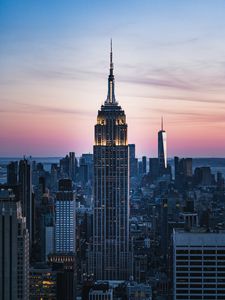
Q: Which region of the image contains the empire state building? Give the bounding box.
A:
[89,42,132,280]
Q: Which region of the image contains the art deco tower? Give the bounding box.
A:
[158,117,167,176]
[89,41,132,280]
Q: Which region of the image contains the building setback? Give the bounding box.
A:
[89,41,132,280]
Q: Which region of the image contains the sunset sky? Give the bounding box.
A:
[1,0,225,157]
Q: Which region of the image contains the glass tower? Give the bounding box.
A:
[89,41,132,280]
[158,117,167,175]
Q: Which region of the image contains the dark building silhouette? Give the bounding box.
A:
[174,157,192,190]
[58,178,72,191]
[0,189,29,300]
[60,155,70,177]
[138,160,143,177]
[129,144,138,178]
[142,156,147,174]
[149,158,159,180]
[48,253,76,300]
[19,158,34,244]
[79,154,93,186]
[81,275,94,300]
[217,171,225,190]
[69,152,76,181]
[194,166,214,186]
[7,161,18,185]
[161,198,168,265]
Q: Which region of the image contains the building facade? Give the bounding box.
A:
[89,282,113,300]
[0,189,29,300]
[173,229,225,300]
[19,158,33,243]
[129,144,138,178]
[55,179,76,253]
[158,118,167,176]
[89,42,132,280]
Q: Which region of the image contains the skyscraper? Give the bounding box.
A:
[0,189,29,300]
[89,41,132,280]
[129,144,138,178]
[7,161,18,185]
[55,179,76,253]
[142,156,147,174]
[69,152,76,181]
[158,117,167,176]
[54,179,77,299]
[19,158,33,243]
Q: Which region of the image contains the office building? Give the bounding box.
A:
[129,144,138,178]
[142,156,147,174]
[158,117,167,176]
[55,179,76,253]
[19,158,33,243]
[149,158,159,180]
[7,161,18,185]
[69,152,76,181]
[89,42,132,280]
[173,229,225,300]
[0,189,29,300]
[138,160,143,177]
[48,253,76,300]
[174,157,192,190]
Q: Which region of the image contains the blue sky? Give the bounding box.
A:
[1,0,225,156]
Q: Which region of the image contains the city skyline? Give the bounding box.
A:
[1,1,225,157]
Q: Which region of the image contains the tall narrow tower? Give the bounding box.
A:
[55,179,76,253]
[158,117,167,176]
[89,41,132,280]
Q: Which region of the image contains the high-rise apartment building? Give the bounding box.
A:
[55,179,76,253]
[0,189,29,300]
[89,42,132,280]
[173,229,225,300]
[158,118,167,176]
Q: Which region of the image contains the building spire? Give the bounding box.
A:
[105,39,116,105]
[161,116,164,131]
[110,38,113,73]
